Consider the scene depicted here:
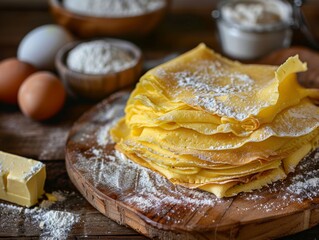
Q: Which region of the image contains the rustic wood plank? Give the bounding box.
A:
[0,100,93,160]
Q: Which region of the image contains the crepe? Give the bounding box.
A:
[111,44,319,198]
[126,44,319,136]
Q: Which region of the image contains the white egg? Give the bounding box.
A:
[18,24,73,70]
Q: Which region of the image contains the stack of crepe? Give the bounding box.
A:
[111,44,319,198]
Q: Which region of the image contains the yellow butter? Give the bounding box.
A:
[0,151,46,207]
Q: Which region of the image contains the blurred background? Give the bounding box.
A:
[1,1,319,239]
[0,0,318,60]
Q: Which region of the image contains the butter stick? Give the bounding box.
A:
[0,151,46,207]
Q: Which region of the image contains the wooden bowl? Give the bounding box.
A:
[55,38,142,101]
[48,0,170,38]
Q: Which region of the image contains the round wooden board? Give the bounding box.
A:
[66,48,319,240]
[65,92,319,240]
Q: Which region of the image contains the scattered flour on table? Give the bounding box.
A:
[35,211,80,239]
[0,191,80,240]
[39,128,68,160]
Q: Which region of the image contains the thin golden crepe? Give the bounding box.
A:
[111,44,319,198]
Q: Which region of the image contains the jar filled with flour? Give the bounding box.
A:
[212,0,293,60]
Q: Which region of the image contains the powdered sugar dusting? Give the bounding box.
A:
[175,69,254,96]
[268,99,319,137]
[155,60,259,120]
[71,94,319,221]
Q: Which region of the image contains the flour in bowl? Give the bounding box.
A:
[67,40,134,75]
[64,0,166,17]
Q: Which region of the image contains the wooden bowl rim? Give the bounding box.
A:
[55,38,143,80]
[49,0,170,21]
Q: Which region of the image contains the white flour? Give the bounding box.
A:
[67,40,134,75]
[64,0,165,17]
[36,211,79,240]
[155,61,259,121]
[75,148,227,214]
[72,95,319,220]
[0,191,80,239]
[239,151,319,212]
[221,0,291,30]
[285,152,319,201]
[76,146,319,216]
[39,128,69,160]
[96,104,124,146]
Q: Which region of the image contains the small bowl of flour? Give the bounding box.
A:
[49,0,170,38]
[56,39,142,101]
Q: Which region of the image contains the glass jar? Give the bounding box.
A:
[213,0,293,60]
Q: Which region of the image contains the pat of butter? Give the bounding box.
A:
[0,151,46,207]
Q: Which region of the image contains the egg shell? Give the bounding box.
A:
[0,58,37,104]
[17,25,73,70]
[18,71,66,121]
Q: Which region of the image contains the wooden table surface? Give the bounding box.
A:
[1,1,319,239]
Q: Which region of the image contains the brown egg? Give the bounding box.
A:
[18,71,66,121]
[0,58,36,104]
